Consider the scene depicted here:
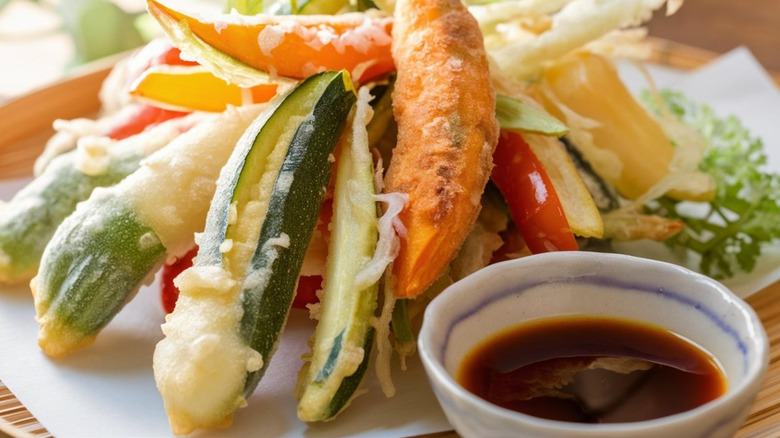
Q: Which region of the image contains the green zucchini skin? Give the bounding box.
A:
[297,85,380,422]
[560,136,619,212]
[240,71,357,394]
[31,107,261,358]
[0,149,147,284]
[366,78,396,168]
[32,192,166,356]
[153,71,355,435]
[321,328,375,418]
[0,116,193,284]
[1,152,126,284]
[193,100,285,268]
[391,298,415,344]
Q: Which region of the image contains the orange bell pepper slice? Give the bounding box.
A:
[129,65,278,112]
[147,0,394,82]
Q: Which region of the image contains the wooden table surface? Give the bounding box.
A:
[648,0,780,73]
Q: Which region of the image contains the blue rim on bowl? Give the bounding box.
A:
[418,252,769,438]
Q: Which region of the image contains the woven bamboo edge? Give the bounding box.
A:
[0,39,779,438]
[0,382,51,438]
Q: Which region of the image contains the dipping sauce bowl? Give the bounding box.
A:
[418,252,768,438]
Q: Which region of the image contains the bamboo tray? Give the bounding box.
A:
[1,38,779,438]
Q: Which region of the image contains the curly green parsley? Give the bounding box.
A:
[645,90,780,279]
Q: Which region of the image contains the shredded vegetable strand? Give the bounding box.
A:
[491,0,677,80]
[373,273,399,398]
[470,0,573,29]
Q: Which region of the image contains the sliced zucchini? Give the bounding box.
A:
[297,86,379,422]
[366,78,396,167]
[561,136,620,212]
[0,117,191,284]
[524,133,604,239]
[153,70,356,435]
[31,105,264,358]
[32,192,167,355]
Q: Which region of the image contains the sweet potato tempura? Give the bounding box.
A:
[384,0,499,299]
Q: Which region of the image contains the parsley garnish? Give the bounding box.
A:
[645,91,780,279]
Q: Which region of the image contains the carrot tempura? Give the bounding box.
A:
[384,0,499,299]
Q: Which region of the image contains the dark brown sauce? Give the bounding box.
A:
[457,316,727,423]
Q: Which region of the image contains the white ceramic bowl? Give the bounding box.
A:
[418,252,768,438]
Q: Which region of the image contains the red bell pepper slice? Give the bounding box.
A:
[161,199,333,313]
[125,38,199,85]
[491,130,578,254]
[292,275,323,310]
[104,39,195,140]
[160,247,197,314]
[160,248,323,313]
[105,105,189,140]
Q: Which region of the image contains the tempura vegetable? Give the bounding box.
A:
[153,71,355,434]
[32,105,265,357]
[0,114,200,284]
[383,0,499,299]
